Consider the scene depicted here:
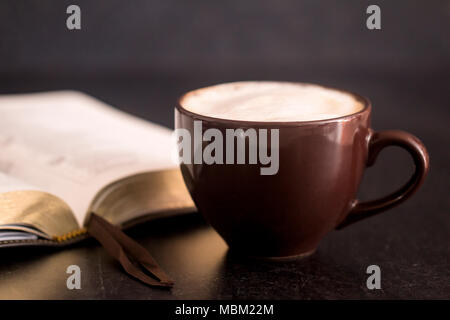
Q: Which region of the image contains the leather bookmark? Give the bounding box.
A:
[87,213,174,288]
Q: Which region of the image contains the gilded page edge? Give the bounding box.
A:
[85,168,196,227]
[0,190,80,240]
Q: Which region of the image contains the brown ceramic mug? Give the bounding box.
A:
[175,82,430,258]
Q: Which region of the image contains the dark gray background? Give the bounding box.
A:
[1,0,449,126]
[1,0,449,75]
[0,0,449,299]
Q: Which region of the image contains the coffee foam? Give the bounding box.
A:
[180,82,365,122]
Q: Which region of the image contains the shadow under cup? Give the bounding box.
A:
[174,85,429,258]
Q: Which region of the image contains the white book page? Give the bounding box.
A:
[0,91,177,226]
[0,172,42,194]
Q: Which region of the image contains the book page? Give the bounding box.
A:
[0,172,41,194]
[0,91,177,226]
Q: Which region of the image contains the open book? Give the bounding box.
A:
[0,91,195,248]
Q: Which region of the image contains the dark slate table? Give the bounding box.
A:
[0,71,448,299]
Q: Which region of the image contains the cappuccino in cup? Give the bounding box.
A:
[176,81,429,258]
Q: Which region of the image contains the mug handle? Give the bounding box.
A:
[337,130,430,229]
